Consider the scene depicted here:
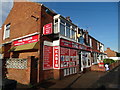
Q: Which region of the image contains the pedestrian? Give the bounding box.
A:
[105,63,109,71]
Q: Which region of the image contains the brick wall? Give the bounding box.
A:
[38,5,55,82]
[92,38,97,50]
[4,56,35,84]
[2,2,41,43]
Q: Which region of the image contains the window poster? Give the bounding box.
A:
[43,45,53,70]
[69,49,77,67]
[60,47,78,68]
[60,47,69,68]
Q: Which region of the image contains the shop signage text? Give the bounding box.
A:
[53,46,60,69]
[60,39,89,50]
[43,45,53,70]
[43,23,52,35]
[13,35,39,46]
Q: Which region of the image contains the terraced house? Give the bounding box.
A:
[1,1,105,85]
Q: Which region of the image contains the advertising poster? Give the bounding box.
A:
[69,49,77,67]
[60,47,69,68]
[43,45,53,70]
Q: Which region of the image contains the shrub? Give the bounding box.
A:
[103,59,115,65]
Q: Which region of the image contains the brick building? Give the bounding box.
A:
[1,1,105,84]
[104,48,117,57]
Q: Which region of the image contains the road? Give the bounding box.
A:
[89,65,120,89]
[64,65,120,89]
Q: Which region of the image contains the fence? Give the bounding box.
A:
[6,58,27,69]
[3,56,36,84]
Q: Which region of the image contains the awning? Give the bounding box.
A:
[10,42,39,52]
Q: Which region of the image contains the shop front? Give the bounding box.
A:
[4,34,39,84]
[52,38,92,79]
[81,51,91,72]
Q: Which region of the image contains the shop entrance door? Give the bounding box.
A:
[31,57,38,84]
[79,53,81,71]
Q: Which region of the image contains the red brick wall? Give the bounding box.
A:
[10,51,38,58]
[5,56,34,84]
[38,5,55,81]
[2,2,41,43]
[92,38,97,50]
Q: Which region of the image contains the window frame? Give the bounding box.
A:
[3,23,10,40]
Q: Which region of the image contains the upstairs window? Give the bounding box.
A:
[3,23,10,39]
[70,26,76,40]
[66,27,70,38]
[60,23,65,35]
[59,18,76,40]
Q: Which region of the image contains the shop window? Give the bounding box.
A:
[64,68,70,76]
[64,69,67,76]
[70,67,73,74]
[75,67,77,73]
[73,67,75,74]
[4,23,10,39]
[82,54,87,67]
[67,68,69,75]
[60,23,65,36]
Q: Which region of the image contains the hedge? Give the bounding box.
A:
[103,59,115,65]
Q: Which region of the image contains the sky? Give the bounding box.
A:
[0,1,119,52]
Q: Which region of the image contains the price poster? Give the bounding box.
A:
[43,45,53,70]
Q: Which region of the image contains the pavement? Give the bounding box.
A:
[17,65,120,89]
[17,71,106,90]
[90,65,120,89]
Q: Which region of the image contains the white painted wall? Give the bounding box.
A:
[105,57,120,60]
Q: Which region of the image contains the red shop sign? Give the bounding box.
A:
[43,45,53,70]
[60,39,72,47]
[13,35,39,46]
[43,23,52,35]
[53,46,60,69]
[71,42,79,49]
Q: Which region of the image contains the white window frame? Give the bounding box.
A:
[3,24,10,40]
[54,16,77,40]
